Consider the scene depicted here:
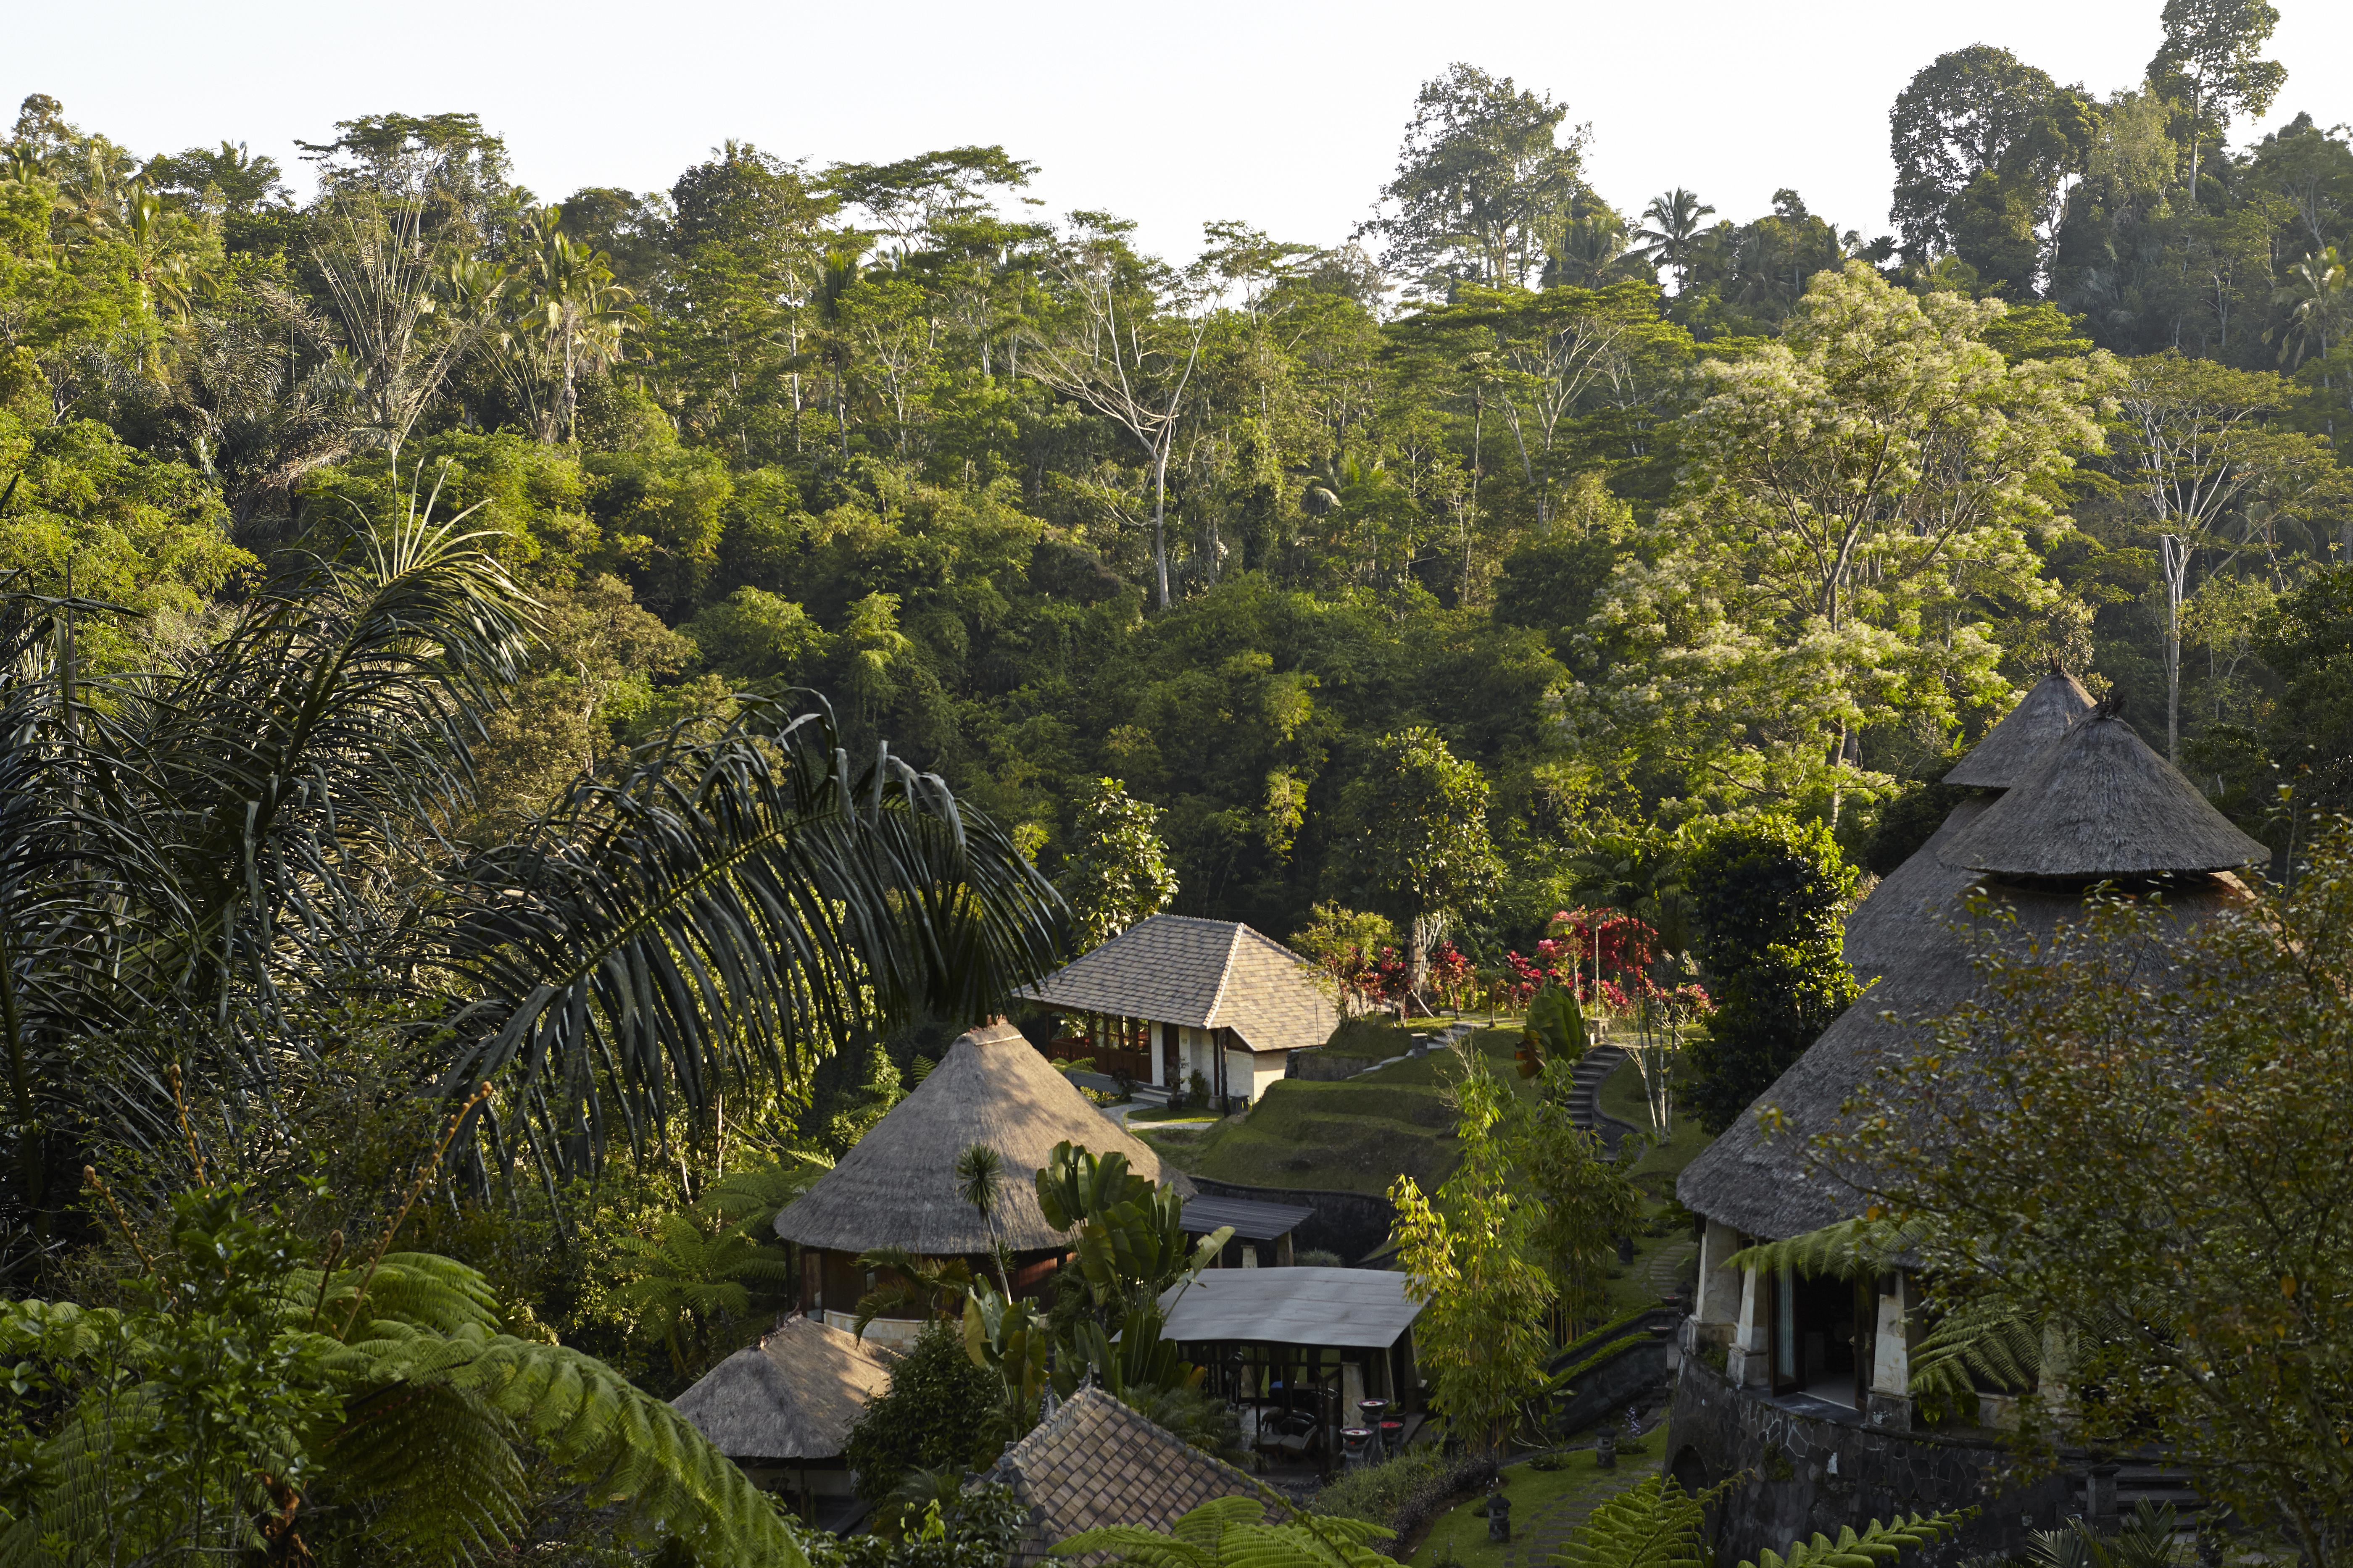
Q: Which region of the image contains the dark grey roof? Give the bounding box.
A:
[1843,797,1989,984]
[1680,871,2250,1239]
[1156,1265,1424,1348]
[670,1314,894,1462]
[1017,915,1340,1055]
[1942,668,2095,788]
[1945,709,2269,876]
[1181,1194,1314,1242]
[774,1020,1193,1255]
[986,1387,1278,1566]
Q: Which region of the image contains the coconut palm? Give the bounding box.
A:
[0,476,1069,1257]
[1633,187,1716,291]
[497,205,645,443]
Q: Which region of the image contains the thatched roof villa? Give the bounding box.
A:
[1667,685,2265,1560]
[1017,914,1339,1107]
[670,1314,893,1516]
[774,1018,1192,1347]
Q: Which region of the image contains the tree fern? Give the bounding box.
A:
[1724,1218,1913,1284]
[1054,1496,1394,1568]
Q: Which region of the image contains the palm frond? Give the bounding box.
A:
[441,696,1068,1184]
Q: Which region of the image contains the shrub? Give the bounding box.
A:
[841,1320,1008,1505]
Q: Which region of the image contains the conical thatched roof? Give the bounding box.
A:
[1681,873,2250,1239]
[1942,667,2095,789]
[1842,797,1989,983]
[670,1314,894,1462]
[773,1020,1193,1255]
[1944,707,2269,876]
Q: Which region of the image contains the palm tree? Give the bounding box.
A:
[1633,188,1716,292]
[498,205,645,443]
[0,478,1069,1256]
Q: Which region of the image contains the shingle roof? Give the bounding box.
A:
[773,1020,1193,1256]
[1017,915,1340,1055]
[669,1314,894,1462]
[1156,1265,1425,1349]
[985,1387,1277,1565]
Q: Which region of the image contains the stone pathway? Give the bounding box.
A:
[1566,1045,1634,1152]
[1346,1019,1477,1079]
[1643,1239,1695,1301]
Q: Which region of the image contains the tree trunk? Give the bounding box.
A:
[1151,442,1172,610]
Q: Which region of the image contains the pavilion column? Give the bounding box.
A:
[1687,1220,1742,1356]
[1725,1264,1772,1388]
[1866,1271,1919,1431]
[2037,1322,2076,1426]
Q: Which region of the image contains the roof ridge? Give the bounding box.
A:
[1200,922,1248,1029]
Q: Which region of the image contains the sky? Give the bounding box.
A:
[10,0,2353,265]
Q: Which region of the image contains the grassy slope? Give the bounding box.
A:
[1138,1026,1532,1197]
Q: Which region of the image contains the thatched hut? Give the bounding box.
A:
[1668,699,2263,1558]
[774,1018,1193,1346]
[669,1314,893,1515]
[1680,701,2262,1408]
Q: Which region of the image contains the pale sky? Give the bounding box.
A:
[11,0,2352,266]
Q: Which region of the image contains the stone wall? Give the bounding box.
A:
[1551,1333,1671,1439]
[1665,1356,2079,1565]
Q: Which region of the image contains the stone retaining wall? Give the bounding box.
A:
[1665,1356,2077,1565]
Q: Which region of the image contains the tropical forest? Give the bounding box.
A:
[1,0,2350,1562]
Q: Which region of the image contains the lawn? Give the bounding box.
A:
[1137,1027,1529,1197]
[1402,1440,1657,1568]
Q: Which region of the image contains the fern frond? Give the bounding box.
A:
[1724,1219,1912,1284]
[285,1252,505,1338]
[1053,1525,1220,1568]
[321,1376,530,1563]
[1740,1510,1974,1568]
[1909,1300,2045,1403]
[1552,1477,1720,1568]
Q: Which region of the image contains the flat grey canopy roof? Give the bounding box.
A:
[1182,1195,1314,1242]
[1158,1266,1425,1349]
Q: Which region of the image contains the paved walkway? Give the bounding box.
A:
[1486,1462,1655,1568]
[1643,1239,1695,1300]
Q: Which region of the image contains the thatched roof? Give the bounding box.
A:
[670,1314,893,1462]
[1945,707,2269,876]
[1017,915,1339,1055]
[984,1387,1276,1566]
[773,1020,1194,1256]
[1942,667,2095,789]
[1842,797,1989,984]
[1680,871,2249,1239]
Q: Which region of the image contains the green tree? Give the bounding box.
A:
[1834,824,2353,1568]
[1335,727,1502,994]
[1633,188,1715,291]
[1889,46,2095,288]
[1583,262,2110,812]
[1057,776,1178,948]
[1387,1043,1554,1453]
[841,1319,1010,1506]
[2148,0,2287,195]
[1678,816,1859,1134]
[1370,63,1589,295]
[608,1209,796,1380]
[1523,1058,1641,1333]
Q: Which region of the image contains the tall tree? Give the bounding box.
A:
[1369,63,1589,295]
[2147,0,2287,195]
[1021,213,1206,610]
[1057,776,1178,949]
[1335,727,1501,993]
[1633,188,1715,291]
[1889,45,2095,290]
[1388,1043,1554,1454]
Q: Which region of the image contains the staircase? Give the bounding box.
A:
[1567,1043,1634,1152]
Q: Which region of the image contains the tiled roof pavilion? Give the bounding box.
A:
[1017,914,1339,1055]
[986,1386,1276,1564]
